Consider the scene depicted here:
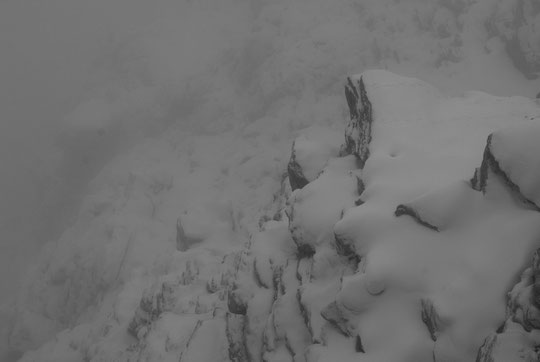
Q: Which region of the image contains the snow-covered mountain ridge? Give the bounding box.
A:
[11,70,540,362]
[5,0,540,360]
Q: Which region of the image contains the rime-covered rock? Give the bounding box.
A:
[532,249,540,308]
[342,76,373,167]
[320,301,356,337]
[420,298,444,342]
[228,287,248,315]
[226,313,250,362]
[287,127,343,191]
[287,142,310,191]
[128,282,171,339]
[176,218,204,251]
[395,204,440,231]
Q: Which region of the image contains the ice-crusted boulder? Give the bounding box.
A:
[486,0,540,79]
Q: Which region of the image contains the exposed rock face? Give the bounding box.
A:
[334,230,361,266]
[128,281,171,339]
[420,298,444,342]
[342,76,373,167]
[227,285,248,315]
[476,333,498,362]
[472,124,540,211]
[287,127,344,191]
[287,141,310,191]
[355,334,365,353]
[320,301,356,337]
[226,313,250,362]
[395,204,440,231]
[486,0,540,79]
[532,249,540,308]
[176,217,204,251]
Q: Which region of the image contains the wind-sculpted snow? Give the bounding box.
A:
[12,70,540,362]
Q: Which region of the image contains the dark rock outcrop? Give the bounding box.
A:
[355,334,365,353]
[472,132,540,211]
[228,287,248,315]
[320,301,355,337]
[342,76,373,167]
[334,231,360,267]
[176,217,204,251]
[533,249,540,308]
[295,243,316,259]
[420,298,444,341]
[395,204,440,231]
[476,333,498,362]
[226,313,249,362]
[286,128,344,191]
[128,282,173,339]
[287,141,310,191]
